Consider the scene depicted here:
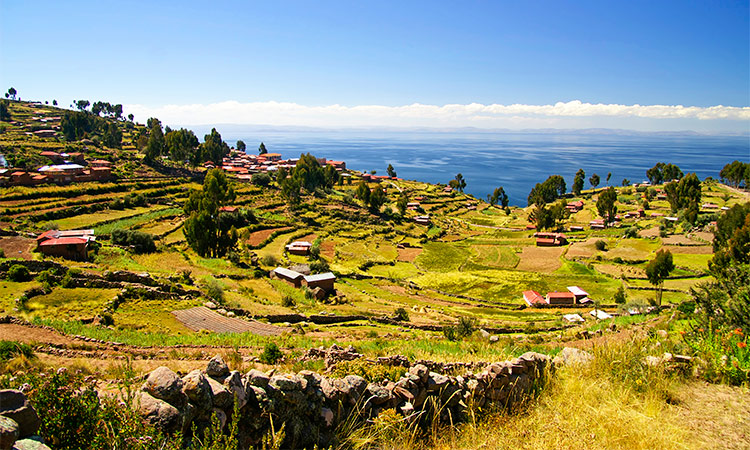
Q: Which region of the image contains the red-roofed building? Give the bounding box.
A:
[523,290,547,307]
[534,232,568,246]
[546,291,576,306]
[37,229,95,260]
[326,160,346,170]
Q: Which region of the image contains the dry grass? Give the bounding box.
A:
[516,246,565,272]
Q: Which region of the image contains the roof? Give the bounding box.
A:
[547,291,576,299]
[523,290,546,306]
[37,229,95,242]
[567,286,589,297]
[219,206,238,212]
[286,241,312,248]
[272,267,304,279]
[40,151,59,156]
[38,164,84,172]
[535,238,556,245]
[39,237,90,246]
[304,272,336,283]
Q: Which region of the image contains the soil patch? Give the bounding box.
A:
[516,246,565,272]
[663,245,714,255]
[397,247,422,262]
[662,235,704,246]
[566,238,601,259]
[0,323,78,346]
[320,240,336,259]
[247,227,291,246]
[639,226,661,238]
[172,306,286,335]
[0,236,36,260]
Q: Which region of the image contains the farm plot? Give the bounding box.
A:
[566,238,604,259]
[172,306,286,335]
[606,238,660,261]
[516,246,566,273]
[0,236,36,260]
[247,227,292,247]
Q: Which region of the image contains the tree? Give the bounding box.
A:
[199,128,230,166]
[645,249,674,305]
[530,200,567,231]
[236,140,246,152]
[613,285,627,304]
[75,99,90,111]
[387,164,397,178]
[0,100,10,121]
[647,162,683,185]
[356,180,370,205]
[528,175,566,206]
[102,122,122,148]
[572,169,585,195]
[596,186,618,224]
[622,178,631,187]
[396,194,408,215]
[720,160,749,188]
[258,142,267,155]
[664,173,701,224]
[183,169,238,258]
[127,113,134,122]
[368,186,387,213]
[589,173,600,190]
[489,186,508,208]
[280,176,301,206]
[7,87,16,100]
[606,172,612,185]
[143,118,165,163]
[165,128,199,162]
[450,173,466,192]
[52,100,58,106]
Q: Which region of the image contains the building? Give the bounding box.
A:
[301,272,336,293]
[326,160,346,170]
[271,267,305,288]
[589,219,606,230]
[523,290,547,307]
[285,241,313,256]
[36,229,96,260]
[545,291,576,306]
[567,286,590,303]
[414,215,431,226]
[534,232,568,246]
[565,200,584,213]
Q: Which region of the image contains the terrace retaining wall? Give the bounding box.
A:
[137,349,552,449]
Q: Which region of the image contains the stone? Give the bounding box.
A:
[138,392,182,433]
[206,376,233,411]
[399,401,415,416]
[344,375,368,403]
[182,370,213,410]
[204,301,217,309]
[142,367,184,407]
[426,372,449,392]
[0,415,19,450]
[366,383,391,405]
[489,335,499,343]
[10,436,51,450]
[320,407,334,427]
[479,329,490,339]
[552,347,593,367]
[224,371,247,409]
[408,364,429,383]
[211,408,227,430]
[245,369,270,388]
[206,354,230,379]
[0,390,40,439]
[269,375,302,392]
[393,386,414,401]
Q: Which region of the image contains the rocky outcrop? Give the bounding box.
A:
[137,350,552,448]
[0,390,50,450]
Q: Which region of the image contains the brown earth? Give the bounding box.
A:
[662,235,705,245]
[320,240,336,259]
[566,238,603,259]
[0,236,36,260]
[247,227,291,246]
[639,226,661,238]
[397,247,422,262]
[516,246,565,272]
[663,245,714,254]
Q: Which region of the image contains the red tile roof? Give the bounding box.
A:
[39,237,89,246]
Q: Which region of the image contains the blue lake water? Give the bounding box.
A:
[227,130,749,206]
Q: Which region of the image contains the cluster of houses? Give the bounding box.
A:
[0,151,112,187]
[271,267,336,299]
[211,151,348,183]
[36,229,96,260]
[522,286,590,308]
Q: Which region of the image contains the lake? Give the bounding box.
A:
[224,129,749,206]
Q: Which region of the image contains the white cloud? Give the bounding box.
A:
[124,100,750,130]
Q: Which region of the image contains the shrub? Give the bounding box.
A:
[0,248,4,258]
[309,259,329,273]
[259,343,283,364]
[281,295,296,308]
[393,307,410,322]
[203,277,224,304]
[251,172,272,187]
[111,229,156,254]
[261,255,278,267]
[329,359,407,383]
[613,286,627,304]
[7,264,31,282]
[623,227,638,238]
[456,316,477,338]
[443,326,457,341]
[0,340,34,361]
[594,240,608,251]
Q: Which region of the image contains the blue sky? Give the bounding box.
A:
[1,0,748,131]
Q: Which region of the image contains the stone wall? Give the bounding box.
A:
[137,349,552,449]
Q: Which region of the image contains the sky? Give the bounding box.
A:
[1,0,749,132]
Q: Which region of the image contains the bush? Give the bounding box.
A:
[203,277,225,304]
[594,240,608,251]
[623,227,638,239]
[0,340,34,361]
[251,172,272,187]
[329,359,407,383]
[259,343,283,364]
[613,286,627,304]
[111,229,156,254]
[309,259,329,273]
[7,264,30,282]
[393,307,410,322]
[456,316,477,338]
[281,295,296,308]
[261,255,278,267]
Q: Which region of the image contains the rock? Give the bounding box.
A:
[142,367,184,407]
[399,401,415,416]
[226,311,236,318]
[489,335,499,343]
[393,386,414,401]
[245,369,270,388]
[320,407,334,427]
[479,329,491,339]
[211,408,227,430]
[644,355,662,367]
[0,390,40,438]
[552,347,593,366]
[182,370,213,410]
[269,375,302,392]
[206,354,230,379]
[344,375,368,403]
[0,416,19,450]
[217,309,228,316]
[366,383,391,405]
[204,301,217,309]
[656,330,668,339]
[223,371,247,409]
[138,392,182,433]
[10,436,51,450]
[206,377,233,411]
[426,372,449,392]
[408,364,429,383]
[312,287,327,300]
